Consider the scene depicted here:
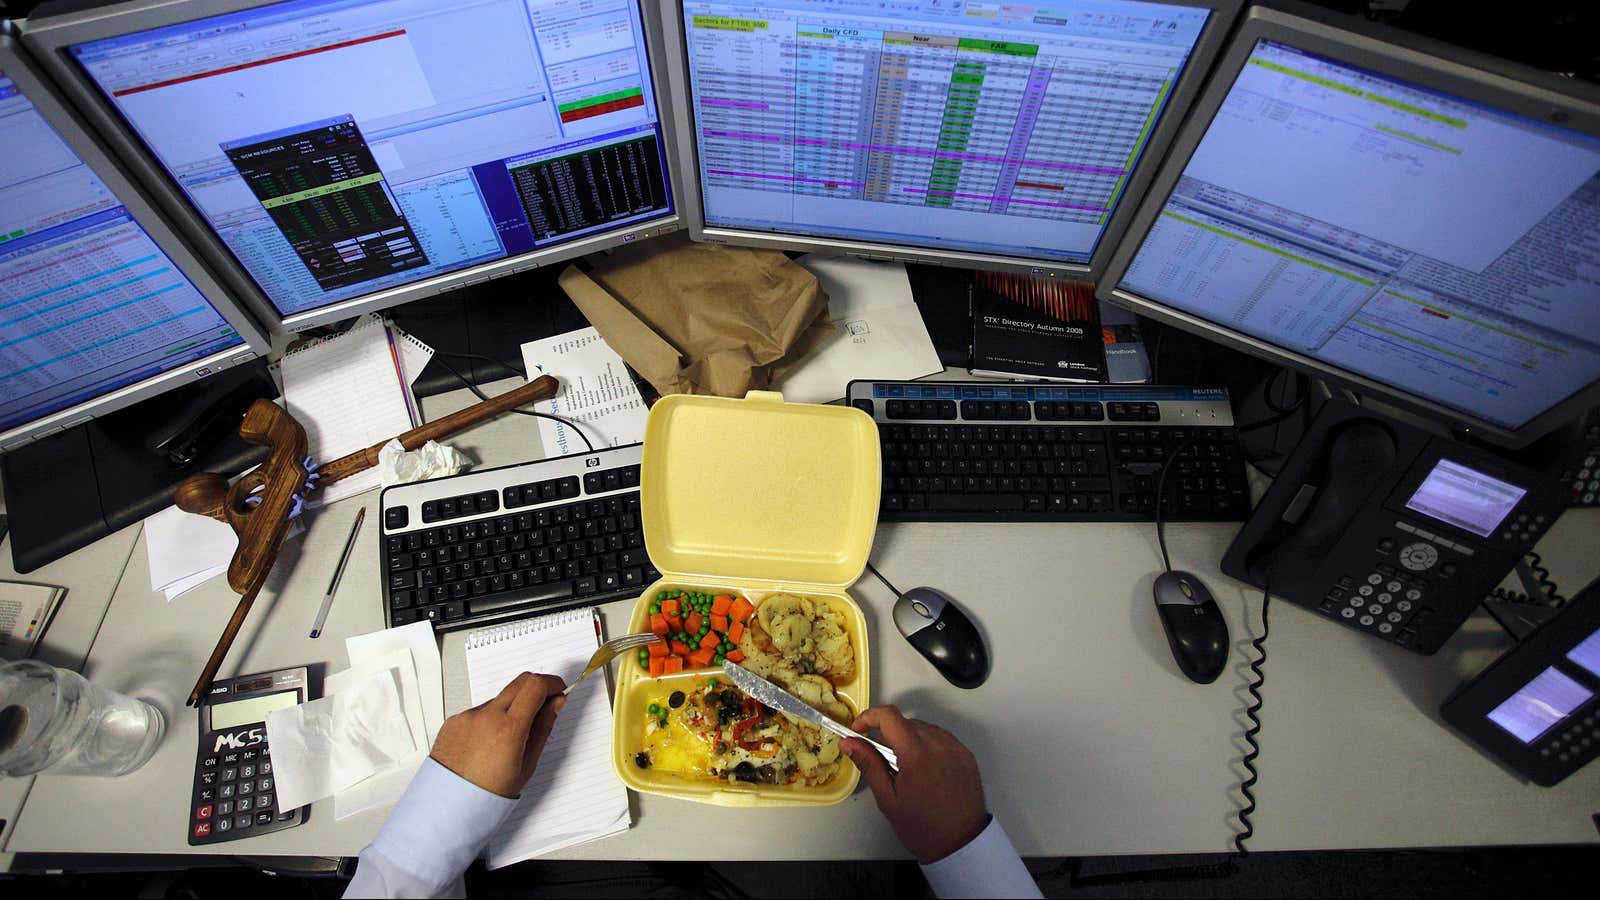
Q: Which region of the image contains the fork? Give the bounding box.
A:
[564,632,661,694]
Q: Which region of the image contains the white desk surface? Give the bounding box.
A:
[0,523,142,859]
[6,376,1598,860]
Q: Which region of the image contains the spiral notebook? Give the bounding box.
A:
[465,609,631,867]
[280,314,434,506]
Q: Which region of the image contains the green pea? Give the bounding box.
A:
[639,657,649,670]
[713,654,724,666]
[708,679,717,689]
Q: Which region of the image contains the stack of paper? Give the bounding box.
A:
[520,327,648,457]
[263,621,446,818]
[145,504,306,602]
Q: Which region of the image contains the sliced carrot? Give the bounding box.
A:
[665,614,683,632]
[662,656,683,674]
[728,621,745,644]
[710,614,729,633]
[649,657,666,677]
[729,597,755,623]
[698,630,721,651]
[726,649,745,663]
[669,639,693,657]
[660,598,680,617]
[649,613,669,637]
[688,648,715,668]
[711,595,733,616]
[647,640,670,658]
[685,612,704,634]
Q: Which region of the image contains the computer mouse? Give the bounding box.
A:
[893,587,990,689]
[1153,571,1229,684]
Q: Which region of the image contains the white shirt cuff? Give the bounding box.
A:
[362,758,517,894]
[920,816,1042,899]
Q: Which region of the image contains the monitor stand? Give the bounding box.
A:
[1,360,278,573]
[390,267,592,398]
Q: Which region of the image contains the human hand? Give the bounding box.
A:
[841,705,988,864]
[430,672,567,798]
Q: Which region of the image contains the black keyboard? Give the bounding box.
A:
[847,380,1250,522]
[378,444,658,632]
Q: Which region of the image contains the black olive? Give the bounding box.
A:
[634,752,651,769]
[733,761,758,783]
[668,691,685,709]
[718,708,734,725]
[734,760,755,774]
[721,689,740,708]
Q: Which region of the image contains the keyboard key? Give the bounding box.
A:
[469,580,574,616]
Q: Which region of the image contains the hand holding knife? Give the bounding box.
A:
[721,661,899,772]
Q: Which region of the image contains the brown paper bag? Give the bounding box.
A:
[557,234,833,397]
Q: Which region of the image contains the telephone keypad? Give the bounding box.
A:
[1321,563,1432,648]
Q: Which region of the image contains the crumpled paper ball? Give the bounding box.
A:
[377,439,468,487]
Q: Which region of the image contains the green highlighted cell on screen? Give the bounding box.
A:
[259,172,384,209]
[558,87,645,123]
[956,38,1037,57]
[1375,124,1461,154]
[1250,56,1467,128]
[693,16,766,31]
[1161,211,1376,286]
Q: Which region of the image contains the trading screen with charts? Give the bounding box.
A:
[680,0,1212,263]
[0,70,241,433]
[69,0,674,318]
[1118,40,1600,429]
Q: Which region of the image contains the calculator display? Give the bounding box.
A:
[209,691,298,730]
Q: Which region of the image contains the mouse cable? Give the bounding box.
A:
[430,352,597,454]
[1153,439,1194,574]
[863,560,902,597]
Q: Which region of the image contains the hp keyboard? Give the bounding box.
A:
[847,380,1250,522]
[379,444,657,632]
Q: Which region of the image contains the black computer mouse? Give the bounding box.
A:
[1153,571,1229,684]
[893,587,990,689]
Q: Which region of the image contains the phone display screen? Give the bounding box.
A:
[1404,459,1526,537]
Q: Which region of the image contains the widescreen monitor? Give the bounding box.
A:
[22,0,682,332]
[660,0,1242,278]
[1100,4,1600,446]
[0,26,269,452]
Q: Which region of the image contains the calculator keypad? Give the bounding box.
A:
[191,736,302,844]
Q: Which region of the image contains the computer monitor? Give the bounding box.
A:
[20,0,681,333]
[0,26,269,452]
[658,0,1242,279]
[1099,4,1600,447]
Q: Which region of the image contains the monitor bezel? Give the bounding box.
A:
[1097,2,1600,448]
[19,0,687,334]
[655,0,1244,280]
[0,25,271,452]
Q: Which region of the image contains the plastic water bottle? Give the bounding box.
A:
[0,659,165,777]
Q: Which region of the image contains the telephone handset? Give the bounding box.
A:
[1223,400,1567,654]
[1245,420,1398,584]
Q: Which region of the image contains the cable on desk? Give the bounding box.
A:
[1153,439,1194,574]
[864,560,902,597]
[1235,584,1270,858]
[431,352,597,454]
[1485,551,1566,608]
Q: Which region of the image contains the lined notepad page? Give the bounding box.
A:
[281,314,413,506]
[465,609,631,867]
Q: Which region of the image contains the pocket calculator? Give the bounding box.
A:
[189,667,309,845]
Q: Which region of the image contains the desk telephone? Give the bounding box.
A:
[1223,401,1568,654]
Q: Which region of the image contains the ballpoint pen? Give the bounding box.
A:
[310,507,365,639]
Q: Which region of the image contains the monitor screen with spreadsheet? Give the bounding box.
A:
[0,31,267,450]
[1102,9,1600,444]
[30,0,678,331]
[665,0,1239,276]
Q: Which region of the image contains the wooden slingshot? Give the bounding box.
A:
[174,374,560,705]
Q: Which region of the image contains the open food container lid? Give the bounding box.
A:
[640,390,881,589]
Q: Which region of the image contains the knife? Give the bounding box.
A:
[722,661,899,772]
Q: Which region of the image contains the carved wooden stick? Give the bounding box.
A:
[176,400,309,706]
[315,374,559,485]
[173,375,562,704]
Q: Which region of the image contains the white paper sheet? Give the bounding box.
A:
[777,256,943,403]
[519,327,647,457]
[345,620,445,742]
[264,667,415,813]
[329,648,431,820]
[146,504,302,602]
